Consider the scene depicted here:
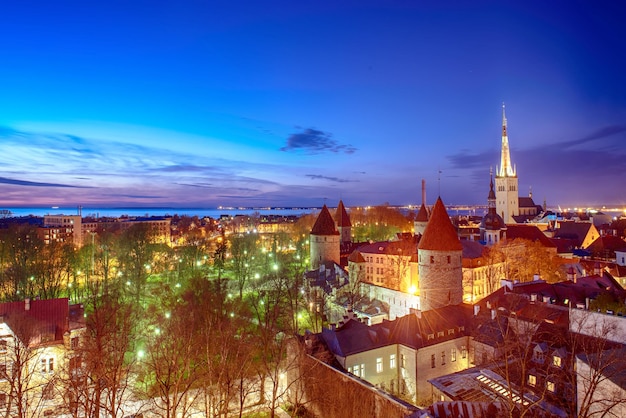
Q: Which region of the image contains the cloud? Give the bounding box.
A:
[281,128,357,154]
[0,176,91,188]
[305,174,356,183]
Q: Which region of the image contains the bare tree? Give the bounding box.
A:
[569,309,626,418]
[61,286,138,418]
[0,312,56,418]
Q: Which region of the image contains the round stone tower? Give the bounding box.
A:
[310,204,340,270]
[334,200,352,246]
[417,197,463,312]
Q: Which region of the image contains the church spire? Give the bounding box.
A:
[498,103,516,178]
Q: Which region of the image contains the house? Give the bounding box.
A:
[319,305,473,406]
[0,298,85,416]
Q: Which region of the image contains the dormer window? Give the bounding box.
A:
[428,333,435,340]
[437,331,444,338]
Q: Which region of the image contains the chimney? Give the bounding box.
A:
[421,179,426,206]
[567,266,576,282]
[474,305,480,316]
[25,298,30,311]
[491,309,496,320]
[594,262,602,276]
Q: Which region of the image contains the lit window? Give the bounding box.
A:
[451,348,457,362]
[437,331,444,337]
[448,329,454,335]
[461,346,467,359]
[390,354,396,369]
[552,355,562,368]
[547,381,555,393]
[528,374,536,387]
[376,358,383,373]
[361,364,365,377]
[352,364,360,377]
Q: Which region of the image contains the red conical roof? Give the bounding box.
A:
[311,205,339,235]
[417,197,462,251]
[335,200,352,227]
[415,203,429,222]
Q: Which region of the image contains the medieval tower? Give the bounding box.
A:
[309,204,341,270]
[495,104,519,224]
[334,200,352,246]
[417,197,463,312]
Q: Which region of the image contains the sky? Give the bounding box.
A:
[1,0,625,210]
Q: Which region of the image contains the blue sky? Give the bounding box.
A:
[1,1,625,209]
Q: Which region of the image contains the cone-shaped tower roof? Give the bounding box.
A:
[497,103,516,178]
[416,203,429,222]
[335,200,352,227]
[418,197,462,251]
[311,205,339,235]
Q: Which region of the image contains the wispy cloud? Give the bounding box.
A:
[305,174,356,183]
[0,176,91,188]
[281,128,357,154]
[446,124,626,204]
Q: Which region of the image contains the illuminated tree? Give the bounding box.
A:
[229,233,258,299]
[61,286,139,418]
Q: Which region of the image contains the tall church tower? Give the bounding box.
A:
[495,104,518,224]
[417,197,463,312]
[480,170,506,246]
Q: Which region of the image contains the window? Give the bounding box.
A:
[390,354,396,369]
[528,374,536,387]
[448,329,454,335]
[360,364,364,377]
[547,381,555,393]
[41,358,54,374]
[451,348,457,362]
[441,351,446,365]
[430,256,434,264]
[552,355,562,368]
[437,331,444,338]
[0,364,6,379]
[400,353,406,369]
[447,255,451,264]
[461,346,467,359]
[427,333,434,340]
[71,337,79,350]
[0,393,5,409]
[431,354,436,368]
[0,340,6,353]
[376,358,383,373]
[352,364,360,377]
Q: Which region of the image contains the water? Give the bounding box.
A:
[0,206,317,219]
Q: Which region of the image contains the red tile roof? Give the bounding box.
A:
[418,197,463,251]
[334,200,352,227]
[506,224,556,248]
[310,205,339,236]
[0,298,72,343]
